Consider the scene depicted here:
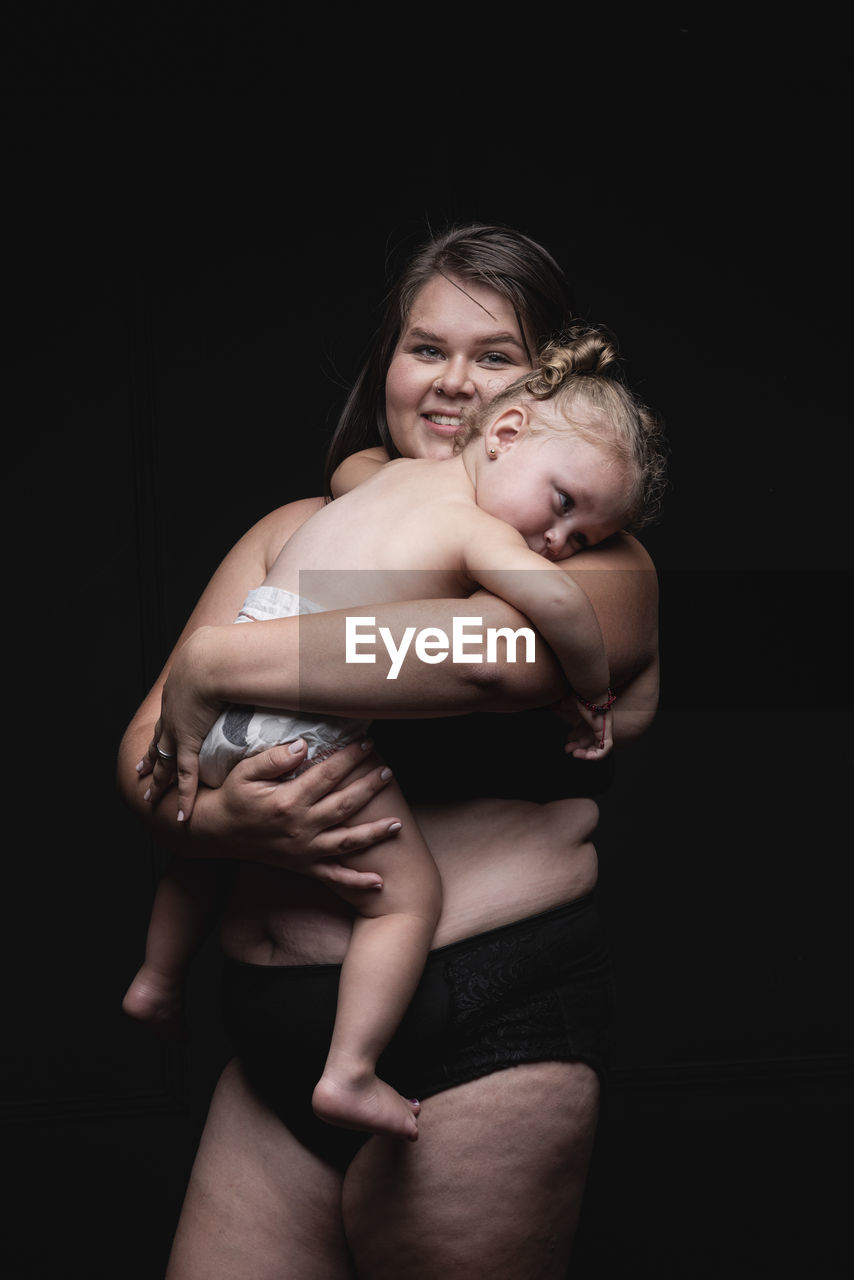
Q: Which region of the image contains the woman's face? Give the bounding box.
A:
[385,274,535,461]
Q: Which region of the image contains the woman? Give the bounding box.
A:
[118,224,662,1277]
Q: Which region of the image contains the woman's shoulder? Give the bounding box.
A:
[560,533,659,686]
[561,531,658,595]
[584,530,656,573]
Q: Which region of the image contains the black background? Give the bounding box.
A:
[3,12,852,1278]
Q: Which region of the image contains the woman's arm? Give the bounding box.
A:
[144,525,659,820]
[118,498,404,886]
[153,532,657,778]
[180,532,657,719]
[119,497,322,820]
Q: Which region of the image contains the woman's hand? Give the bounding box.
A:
[184,738,401,890]
[138,627,225,821]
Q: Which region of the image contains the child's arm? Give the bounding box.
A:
[463,516,615,756]
[330,447,390,497]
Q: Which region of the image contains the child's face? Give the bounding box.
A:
[478,429,631,558]
[385,273,534,462]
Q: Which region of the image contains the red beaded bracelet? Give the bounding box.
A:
[574,689,617,716]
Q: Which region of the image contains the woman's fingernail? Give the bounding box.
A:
[143,788,151,802]
[360,738,374,751]
[380,768,393,781]
[135,760,145,773]
[177,810,185,823]
[288,738,306,754]
[387,821,402,833]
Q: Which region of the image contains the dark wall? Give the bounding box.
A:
[4,18,851,1279]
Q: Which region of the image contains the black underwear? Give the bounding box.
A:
[221,895,614,1173]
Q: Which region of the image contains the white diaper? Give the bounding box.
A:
[198,586,370,787]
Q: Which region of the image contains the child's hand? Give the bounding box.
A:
[136,629,225,822]
[555,689,616,760]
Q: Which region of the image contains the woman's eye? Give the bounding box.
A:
[481,351,512,366]
[413,345,443,360]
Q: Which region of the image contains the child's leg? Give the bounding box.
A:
[311,777,442,1141]
[123,857,224,1037]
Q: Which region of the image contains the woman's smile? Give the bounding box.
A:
[422,411,463,438]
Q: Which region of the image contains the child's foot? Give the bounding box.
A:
[122,965,187,1040]
[312,1070,420,1142]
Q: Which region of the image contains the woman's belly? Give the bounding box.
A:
[220,796,600,965]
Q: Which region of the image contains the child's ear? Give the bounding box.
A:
[486,406,528,455]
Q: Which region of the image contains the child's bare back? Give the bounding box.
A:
[263,453,505,608]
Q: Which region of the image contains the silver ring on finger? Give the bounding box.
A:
[156,744,177,763]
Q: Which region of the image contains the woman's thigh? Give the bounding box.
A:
[166,1059,354,1280]
[343,1061,600,1279]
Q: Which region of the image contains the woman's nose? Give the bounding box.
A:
[435,359,475,398]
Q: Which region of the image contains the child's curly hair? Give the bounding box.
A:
[461,325,669,530]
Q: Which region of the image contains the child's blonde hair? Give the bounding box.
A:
[462,325,668,529]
